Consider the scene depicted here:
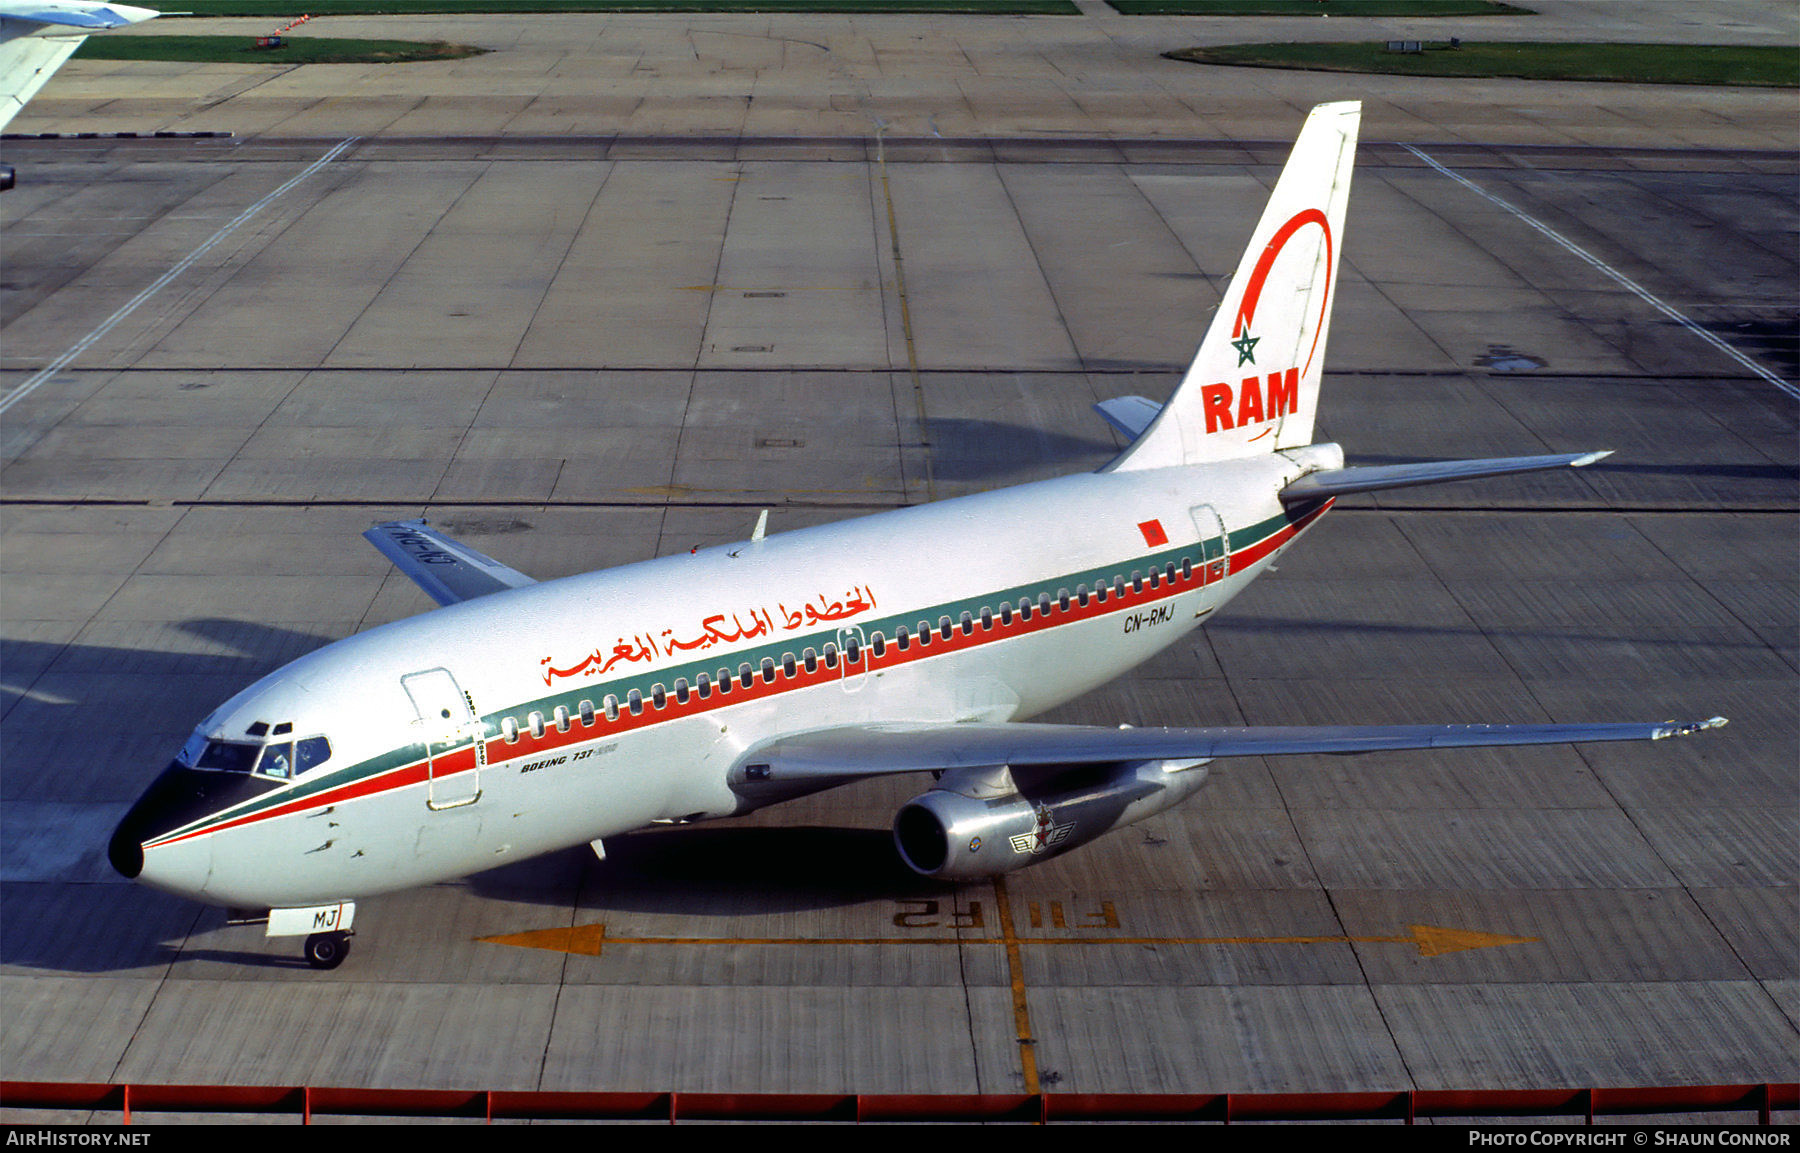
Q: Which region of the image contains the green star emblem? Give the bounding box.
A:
[1231,329,1259,367]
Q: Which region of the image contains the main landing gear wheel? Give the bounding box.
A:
[304,930,352,970]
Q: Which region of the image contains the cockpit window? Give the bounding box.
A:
[195,741,260,772]
[259,742,294,779]
[191,735,331,779]
[296,737,331,775]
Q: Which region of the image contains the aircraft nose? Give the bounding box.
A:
[107,818,144,879]
[107,761,226,896]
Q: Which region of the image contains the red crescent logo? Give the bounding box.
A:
[1232,208,1334,376]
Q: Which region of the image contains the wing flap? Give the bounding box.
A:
[363,519,537,607]
[737,717,1725,782]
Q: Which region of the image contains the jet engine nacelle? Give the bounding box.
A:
[892,757,1211,881]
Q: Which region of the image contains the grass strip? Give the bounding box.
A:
[1166,41,1798,87]
[1112,1,1532,14]
[75,34,487,63]
[165,0,1081,16]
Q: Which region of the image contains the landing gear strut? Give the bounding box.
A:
[304,930,352,969]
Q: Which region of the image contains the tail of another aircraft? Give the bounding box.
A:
[1110,101,1360,472]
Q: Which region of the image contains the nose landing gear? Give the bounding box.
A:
[268,903,356,968]
[304,930,353,970]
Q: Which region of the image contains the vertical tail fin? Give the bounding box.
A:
[1111,101,1360,471]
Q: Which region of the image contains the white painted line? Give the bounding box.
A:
[0,137,361,417]
[1402,144,1799,402]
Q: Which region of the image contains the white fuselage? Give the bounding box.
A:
[132,453,1330,909]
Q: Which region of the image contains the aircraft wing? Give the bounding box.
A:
[0,32,80,130]
[0,1,158,132]
[363,519,538,607]
[736,717,1726,783]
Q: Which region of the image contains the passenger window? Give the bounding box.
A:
[781,653,796,678]
[760,658,776,684]
[627,690,643,716]
[604,695,619,722]
[528,711,545,738]
[554,706,570,733]
[697,673,713,698]
[579,700,596,726]
[675,678,690,705]
[872,633,886,658]
[651,685,666,710]
[501,717,520,743]
[739,663,754,689]
[296,736,331,774]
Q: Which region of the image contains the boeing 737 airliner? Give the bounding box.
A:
[108,103,1723,968]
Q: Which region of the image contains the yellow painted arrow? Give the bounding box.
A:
[478,922,1535,959]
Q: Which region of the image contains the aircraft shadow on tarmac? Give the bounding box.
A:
[501,825,946,914]
[921,417,1118,482]
[1,831,942,974]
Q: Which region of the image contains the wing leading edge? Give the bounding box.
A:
[737,717,1727,783]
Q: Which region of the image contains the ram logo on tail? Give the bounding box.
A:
[1109,101,1359,471]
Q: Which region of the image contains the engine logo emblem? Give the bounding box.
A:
[1010,805,1074,855]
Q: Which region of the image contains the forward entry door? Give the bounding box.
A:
[402,667,484,810]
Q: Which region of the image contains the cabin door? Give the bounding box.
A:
[1189,504,1232,584]
[402,667,483,811]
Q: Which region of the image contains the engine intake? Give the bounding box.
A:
[893,757,1210,881]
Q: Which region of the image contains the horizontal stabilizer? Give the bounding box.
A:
[1280,451,1611,503]
[363,519,537,607]
[1094,396,1163,440]
[738,716,1725,782]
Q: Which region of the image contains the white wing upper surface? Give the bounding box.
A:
[0,0,157,131]
[735,717,1728,783]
